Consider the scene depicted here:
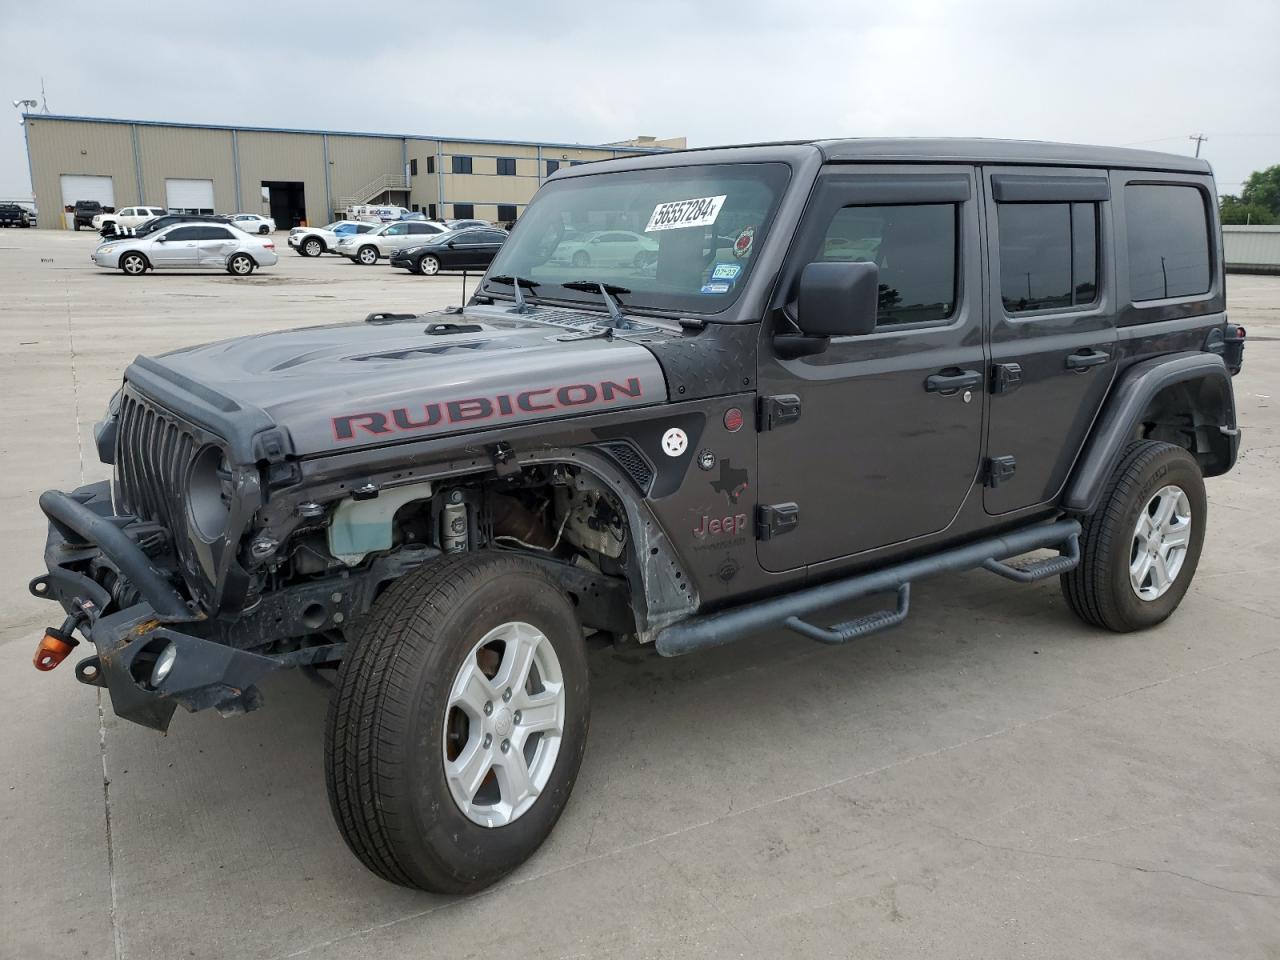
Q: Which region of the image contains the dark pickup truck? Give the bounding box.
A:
[31,138,1246,894]
[73,200,104,230]
[0,203,31,227]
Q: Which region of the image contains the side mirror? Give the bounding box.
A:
[154,235,167,243]
[796,261,879,337]
[447,241,456,248]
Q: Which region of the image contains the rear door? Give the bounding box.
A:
[982,168,1116,514]
[196,225,240,267]
[756,164,986,571]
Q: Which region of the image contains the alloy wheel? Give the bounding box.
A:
[1130,484,1192,601]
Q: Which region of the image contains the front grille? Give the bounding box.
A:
[115,388,199,534]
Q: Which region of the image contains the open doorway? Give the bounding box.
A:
[261,181,306,227]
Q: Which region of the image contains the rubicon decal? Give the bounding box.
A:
[332,377,644,441]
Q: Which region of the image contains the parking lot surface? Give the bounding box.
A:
[2,229,1278,960]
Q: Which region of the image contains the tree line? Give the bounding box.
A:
[1220,165,1280,225]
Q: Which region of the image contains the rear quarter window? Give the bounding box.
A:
[1125,184,1211,301]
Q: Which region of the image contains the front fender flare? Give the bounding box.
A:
[1064,352,1237,514]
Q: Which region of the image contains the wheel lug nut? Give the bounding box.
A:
[483,701,492,715]
[513,710,522,724]
[482,733,492,748]
[500,740,510,753]
[502,688,512,702]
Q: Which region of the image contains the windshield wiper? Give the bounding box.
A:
[487,275,540,313]
[561,280,631,327]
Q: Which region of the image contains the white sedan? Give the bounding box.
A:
[92,222,278,276]
[228,213,277,235]
[550,229,658,268]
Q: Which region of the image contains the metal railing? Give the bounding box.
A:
[333,173,409,213]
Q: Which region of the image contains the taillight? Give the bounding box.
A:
[263,241,275,249]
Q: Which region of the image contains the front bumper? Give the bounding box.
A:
[33,480,339,732]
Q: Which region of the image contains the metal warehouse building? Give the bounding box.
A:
[22,114,683,230]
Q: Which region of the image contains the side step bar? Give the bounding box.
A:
[655,519,1081,657]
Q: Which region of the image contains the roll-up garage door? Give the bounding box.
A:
[165,179,215,214]
[60,175,115,229]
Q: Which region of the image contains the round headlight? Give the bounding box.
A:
[187,445,232,540]
[151,642,177,686]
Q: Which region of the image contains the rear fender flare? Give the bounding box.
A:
[1064,352,1236,514]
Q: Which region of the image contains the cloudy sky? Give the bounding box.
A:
[1,0,1277,199]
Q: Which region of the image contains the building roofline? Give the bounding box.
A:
[19,113,675,154]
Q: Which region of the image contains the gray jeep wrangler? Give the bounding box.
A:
[32,139,1245,893]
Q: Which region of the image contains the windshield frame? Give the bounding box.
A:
[481,160,794,319]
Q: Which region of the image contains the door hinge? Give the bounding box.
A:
[984,455,1017,488]
[991,362,1023,395]
[758,394,801,431]
[756,502,800,540]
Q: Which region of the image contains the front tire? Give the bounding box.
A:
[119,252,147,275]
[325,552,589,893]
[357,245,378,265]
[227,253,256,276]
[417,255,440,276]
[571,250,590,267]
[1062,440,1207,632]
[302,237,323,257]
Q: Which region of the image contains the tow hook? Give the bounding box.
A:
[33,615,83,671]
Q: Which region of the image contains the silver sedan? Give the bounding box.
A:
[92,222,279,276]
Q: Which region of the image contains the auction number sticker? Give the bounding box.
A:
[645,194,727,233]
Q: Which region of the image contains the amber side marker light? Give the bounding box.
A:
[33,626,79,671]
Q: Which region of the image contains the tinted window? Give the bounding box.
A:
[998,202,1098,313]
[408,223,432,234]
[198,226,235,240]
[452,156,473,175]
[1125,184,1211,301]
[409,158,418,176]
[496,157,516,176]
[819,204,957,326]
[166,226,202,241]
[478,230,507,244]
[384,223,408,235]
[497,204,517,222]
[356,224,375,234]
[453,203,475,219]
[545,160,560,176]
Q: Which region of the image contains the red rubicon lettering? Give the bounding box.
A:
[392,405,443,430]
[517,388,555,412]
[333,412,391,440]
[447,398,493,422]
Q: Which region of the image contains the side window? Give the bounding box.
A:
[1125,184,1211,301]
[997,202,1098,313]
[545,160,560,176]
[119,208,134,217]
[408,223,432,235]
[452,155,473,175]
[166,226,202,241]
[818,204,957,326]
[356,224,374,234]
[496,157,517,176]
[479,230,507,243]
[200,227,234,240]
[385,223,408,235]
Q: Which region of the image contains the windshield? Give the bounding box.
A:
[484,162,790,314]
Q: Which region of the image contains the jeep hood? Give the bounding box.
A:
[124,311,669,458]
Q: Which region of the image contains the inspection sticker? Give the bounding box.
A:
[645,194,727,233]
[711,263,742,280]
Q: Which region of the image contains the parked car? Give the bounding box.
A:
[442,218,491,230]
[288,220,379,257]
[32,138,1245,897]
[0,202,32,227]
[228,213,277,235]
[73,200,104,231]
[389,226,509,275]
[98,213,232,241]
[336,220,450,264]
[346,205,415,223]
[92,206,168,233]
[91,222,277,275]
[548,228,659,268]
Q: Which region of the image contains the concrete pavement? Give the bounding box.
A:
[2,229,1277,959]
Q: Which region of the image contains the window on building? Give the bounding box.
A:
[428,203,438,219]
[1125,184,1211,301]
[496,157,517,176]
[411,203,419,212]
[570,160,585,167]
[427,156,436,175]
[545,160,560,176]
[818,203,958,326]
[453,203,475,219]
[497,204,518,223]
[409,158,418,177]
[452,156,473,175]
[997,202,1098,313]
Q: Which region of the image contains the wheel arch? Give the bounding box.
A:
[1064,352,1237,514]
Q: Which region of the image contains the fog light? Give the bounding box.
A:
[151,642,177,686]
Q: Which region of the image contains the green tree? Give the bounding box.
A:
[1240,165,1280,217]
[1220,194,1276,225]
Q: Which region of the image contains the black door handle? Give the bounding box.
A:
[1066,349,1110,370]
[925,368,982,394]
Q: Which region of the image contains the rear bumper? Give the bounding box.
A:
[32,481,338,732]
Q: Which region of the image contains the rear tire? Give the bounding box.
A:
[1062,440,1206,632]
[227,253,255,276]
[325,552,589,893]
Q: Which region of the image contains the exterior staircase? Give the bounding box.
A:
[333,173,409,217]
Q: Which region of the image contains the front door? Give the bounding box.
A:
[756,165,986,572]
[981,167,1117,514]
[150,225,201,268]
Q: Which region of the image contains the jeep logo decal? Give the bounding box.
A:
[332,377,644,441]
[693,512,748,540]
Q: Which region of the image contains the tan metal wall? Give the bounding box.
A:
[327,134,404,205]
[25,118,138,228]
[234,130,328,227]
[135,125,237,213]
[1223,225,1280,274]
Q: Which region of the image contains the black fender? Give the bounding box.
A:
[1064,351,1237,514]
